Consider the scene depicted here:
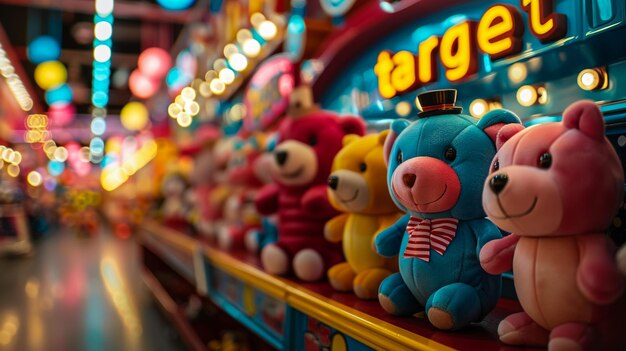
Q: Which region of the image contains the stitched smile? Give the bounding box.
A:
[412,185,448,206]
[491,196,538,219]
[281,166,304,179]
[338,189,359,204]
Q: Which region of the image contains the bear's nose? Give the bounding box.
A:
[489,174,508,194]
[328,176,339,190]
[275,150,288,166]
[402,174,416,188]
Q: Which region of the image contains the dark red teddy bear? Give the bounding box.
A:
[255,86,366,281]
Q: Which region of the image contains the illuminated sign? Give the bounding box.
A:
[375,0,567,99]
[243,54,295,132]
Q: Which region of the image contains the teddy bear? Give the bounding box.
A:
[216,134,265,250]
[325,131,402,299]
[375,89,521,330]
[255,86,366,281]
[479,100,626,351]
[198,136,234,239]
[160,172,191,229]
[245,133,279,253]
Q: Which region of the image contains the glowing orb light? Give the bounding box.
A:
[129,69,160,99]
[138,47,172,80]
[156,0,196,11]
[34,61,67,90]
[27,36,61,64]
[120,101,149,131]
[44,84,73,105]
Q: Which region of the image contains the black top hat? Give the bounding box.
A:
[416,89,463,117]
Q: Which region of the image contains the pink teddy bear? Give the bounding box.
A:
[479,101,626,351]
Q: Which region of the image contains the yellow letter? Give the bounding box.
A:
[391,51,417,94]
[440,21,478,82]
[521,0,567,43]
[418,35,439,84]
[374,51,396,99]
[478,4,524,60]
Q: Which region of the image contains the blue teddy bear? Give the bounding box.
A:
[376,90,521,330]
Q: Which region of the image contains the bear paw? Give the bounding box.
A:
[244,230,259,253]
[378,294,399,315]
[427,308,455,330]
[328,262,355,292]
[354,268,391,300]
[293,249,324,282]
[261,244,289,275]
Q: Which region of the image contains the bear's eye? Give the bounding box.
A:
[492,159,500,172]
[396,150,403,164]
[538,153,552,169]
[444,147,456,162]
[359,162,367,172]
[309,134,318,146]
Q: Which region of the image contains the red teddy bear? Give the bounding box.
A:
[255,86,366,281]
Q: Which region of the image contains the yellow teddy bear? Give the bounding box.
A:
[325,131,402,299]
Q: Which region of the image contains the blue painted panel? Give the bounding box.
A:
[291,309,374,351]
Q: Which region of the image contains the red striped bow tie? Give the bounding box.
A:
[404,216,459,261]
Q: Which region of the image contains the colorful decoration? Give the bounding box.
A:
[375,89,521,330]
[27,36,61,64]
[243,54,295,133]
[325,131,402,299]
[479,101,626,350]
[120,101,149,131]
[34,61,67,90]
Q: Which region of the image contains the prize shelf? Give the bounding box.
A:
[139,220,543,351]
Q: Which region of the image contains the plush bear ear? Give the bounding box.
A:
[339,116,366,137]
[378,130,390,146]
[477,109,522,143]
[562,100,605,141]
[342,134,360,146]
[383,119,410,165]
[496,124,525,150]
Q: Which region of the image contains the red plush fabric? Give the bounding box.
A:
[256,111,366,279]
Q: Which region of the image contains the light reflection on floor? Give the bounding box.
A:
[0,227,185,351]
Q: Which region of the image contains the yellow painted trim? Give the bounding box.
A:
[286,287,455,351]
[143,221,457,351]
[204,245,289,301]
[142,220,197,254]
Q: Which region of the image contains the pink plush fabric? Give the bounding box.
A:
[480,101,626,351]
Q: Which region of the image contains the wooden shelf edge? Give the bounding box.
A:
[204,245,289,301]
[141,269,207,351]
[142,219,197,255]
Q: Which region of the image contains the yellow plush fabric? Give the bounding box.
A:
[325,131,402,299]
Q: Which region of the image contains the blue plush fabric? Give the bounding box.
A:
[376,109,520,330]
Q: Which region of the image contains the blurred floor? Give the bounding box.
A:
[0,226,186,351]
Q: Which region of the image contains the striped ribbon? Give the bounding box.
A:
[404,217,459,261]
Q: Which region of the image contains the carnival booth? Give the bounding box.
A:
[139,0,626,350]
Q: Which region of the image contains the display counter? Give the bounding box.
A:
[139,220,545,351]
